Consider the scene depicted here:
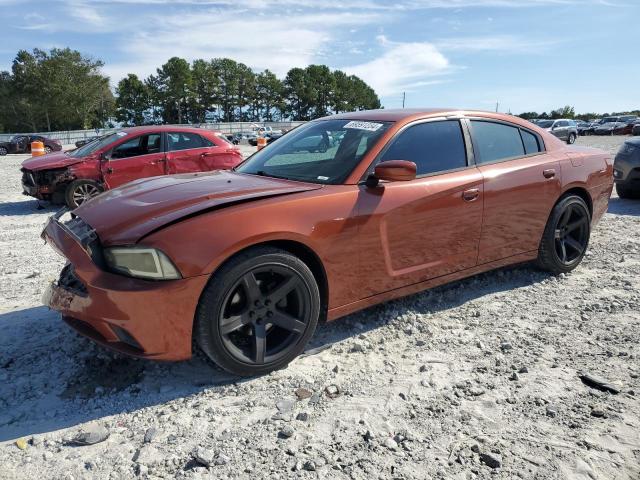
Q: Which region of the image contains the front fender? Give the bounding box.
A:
[141,186,362,311]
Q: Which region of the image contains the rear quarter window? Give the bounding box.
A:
[470,121,525,164]
[520,129,541,155]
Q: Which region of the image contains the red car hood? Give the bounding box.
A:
[22,151,83,171]
[75,170,323,245]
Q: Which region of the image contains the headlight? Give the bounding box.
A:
[103,247,181,280]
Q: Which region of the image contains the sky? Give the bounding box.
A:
[0,0,637,114]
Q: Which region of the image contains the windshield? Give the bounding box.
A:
[602,117,617,123]
[69,132,126,157]
[537,120,554,128]
[236,119,392,184]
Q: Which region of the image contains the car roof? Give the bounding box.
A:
[119,125,220,135]
[319,108,547,130]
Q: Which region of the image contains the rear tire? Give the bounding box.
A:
[616,182,640,199]
[537,195,590,274]
[567,133,576,144]
[0,146,7,156]
[44,146,52,154]
[194,246,320,376]
[65,179,103,209]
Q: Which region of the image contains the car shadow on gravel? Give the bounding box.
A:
[0,263,548,442]
[306,263,550,356]
[0,200,58,216]
[608,197,640,216]
[0,306,243,441]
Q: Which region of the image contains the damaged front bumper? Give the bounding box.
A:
[41,210,208,360]
[21,168,73,199]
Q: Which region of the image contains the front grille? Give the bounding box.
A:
[21,168,68,187]
[58,264,88,296]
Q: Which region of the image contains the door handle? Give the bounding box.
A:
[106,167,113,174]
[462,188,480,202]
[543,168,556,179]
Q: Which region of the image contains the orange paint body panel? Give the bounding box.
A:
[42,109,613,360]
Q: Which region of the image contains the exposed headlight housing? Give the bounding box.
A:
[103,247,181,280]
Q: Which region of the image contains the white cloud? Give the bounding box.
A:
[436,35,559,53]
[101,9,379,81]
[345,37,451,96]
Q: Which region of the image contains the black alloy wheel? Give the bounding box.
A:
[0,146,7,156]
[553,202,589,264]
[219,265,311,365]
[195,247,320,376]
[537,195,591,273]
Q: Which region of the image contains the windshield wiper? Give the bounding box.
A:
[254,170,290,180]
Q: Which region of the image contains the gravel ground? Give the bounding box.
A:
[0,136,638,480]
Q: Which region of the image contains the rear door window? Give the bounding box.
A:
[167,132,207,151]
[380,120,467,176]
[470,121,525,164]
[111,134,161,159]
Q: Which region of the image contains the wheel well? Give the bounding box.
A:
[562,187,593,216]
[226,240,329,322]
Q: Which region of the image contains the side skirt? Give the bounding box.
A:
[327,250,538,321]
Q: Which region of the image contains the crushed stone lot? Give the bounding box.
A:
[0,136,639,479]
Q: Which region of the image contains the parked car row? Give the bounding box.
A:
[532,116,640,137]
[0,135,62,155]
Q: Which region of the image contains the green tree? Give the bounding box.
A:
[115,74,149,126]
[189,59,220,123]
[155,57,192,124]
[209,58,239,122]
[284,68,313,120]
[253,70,283,121]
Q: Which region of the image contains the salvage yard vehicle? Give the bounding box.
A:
[0,135,62,156]
[593,121,629,135]
[21,126,243,208]
[536,119,578,144]
[613,137,640,198]
[41,109,613,376]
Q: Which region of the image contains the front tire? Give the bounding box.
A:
[44,146,52,154]
[195,246,320,376]
[567,133,576,144]
[616,182,640,199]
[0,146,7,156]
[537,195,590,274]
[65,179,103,209]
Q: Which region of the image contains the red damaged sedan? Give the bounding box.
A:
[21,126,243,208]
[41,109,613,376]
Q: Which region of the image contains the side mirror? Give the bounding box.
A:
[367,160,417,187]
[100,152,111,161]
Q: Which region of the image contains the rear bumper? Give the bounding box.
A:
[42,212,209,360]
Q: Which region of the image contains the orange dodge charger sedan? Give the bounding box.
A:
[42,109,613,376]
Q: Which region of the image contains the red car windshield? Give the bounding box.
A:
[69,132,126,157]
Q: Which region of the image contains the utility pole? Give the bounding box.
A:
[402,92,406,108]
[495,101,499,113]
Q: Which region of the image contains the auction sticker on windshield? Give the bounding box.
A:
[343,121,383,132]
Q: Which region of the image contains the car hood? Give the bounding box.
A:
[75,170,323,245]
[21,151,83,171]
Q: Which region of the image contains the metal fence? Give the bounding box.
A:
[0,121,306,145]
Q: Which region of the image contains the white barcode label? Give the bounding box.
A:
[343,121,383,132]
